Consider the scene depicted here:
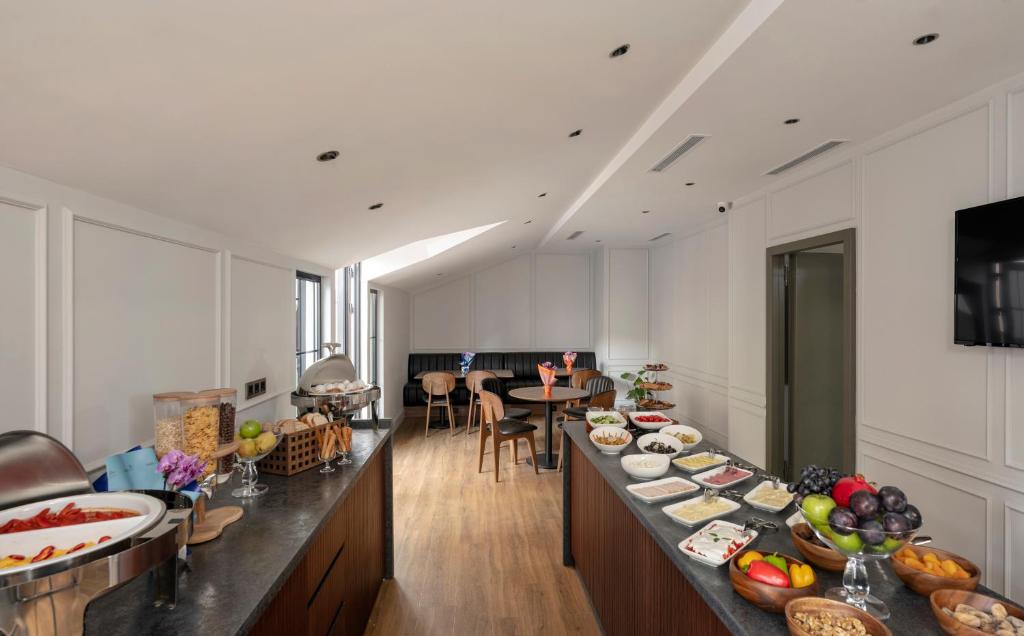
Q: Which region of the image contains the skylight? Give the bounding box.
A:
[361,221,506,280]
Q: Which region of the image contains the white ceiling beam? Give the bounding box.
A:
[540,0,786,246]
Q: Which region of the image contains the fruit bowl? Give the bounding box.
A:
[790,523,847,572]
[232,425,282,498]
[728,551,819,613]
[890,545,980,596]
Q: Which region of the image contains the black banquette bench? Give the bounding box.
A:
[402,351,597,407]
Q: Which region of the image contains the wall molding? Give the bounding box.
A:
[60,207,74,448]
[766,160,856,242]
[1006,501,1024,596]
[728,387,766,410]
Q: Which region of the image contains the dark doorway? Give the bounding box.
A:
[766,229,855,480]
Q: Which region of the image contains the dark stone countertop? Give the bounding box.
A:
[85,423,395,636]
[564,422,1007,636]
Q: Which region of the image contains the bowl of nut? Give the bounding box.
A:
[588,426,632,455]
[929,589,1024,635]
[786,597,891,636]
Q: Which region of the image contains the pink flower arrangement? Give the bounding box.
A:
[537,363,557,393]
[157,449,208,490]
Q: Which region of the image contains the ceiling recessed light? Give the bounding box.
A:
[784,118,800,125]
[913,33,939,46]
[368,202,383,210]
[641,210,650,214]
[436,273,443,277]
[609,44,630,58]
[568,129,583,138]
[512,245,517,249]
[316,150,339,162]
[537,192,548,197]
[685,182,695,186]
[524,219,533,224]
[595,239,602,243]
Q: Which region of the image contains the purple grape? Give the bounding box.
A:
[857,519,886,545]
[828,507,858,536]
[849,490,880,520]
[878,486,907,513]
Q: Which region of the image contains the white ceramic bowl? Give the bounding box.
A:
[659,424,703,451]
[636,432,685,459]
[628,411,674,431]
[620,453,670,480]
[585,411,627,428]
[589,426,632,454]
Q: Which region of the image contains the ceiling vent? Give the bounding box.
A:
[649,232,672,242]
[567,230,584,240]
[650,135,709,172]
[765,140,847,176]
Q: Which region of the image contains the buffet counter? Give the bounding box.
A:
[85,423,395,636]
[562,422,1004,635]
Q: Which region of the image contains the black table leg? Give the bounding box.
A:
[532,401,559,469]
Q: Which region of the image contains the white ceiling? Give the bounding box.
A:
[2,1,1024,292]
[0,0,745,279]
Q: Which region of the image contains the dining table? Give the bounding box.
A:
[507,385,588,469]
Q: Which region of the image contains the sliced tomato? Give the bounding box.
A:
[30,546,55,563]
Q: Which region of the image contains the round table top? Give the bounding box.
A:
[508,386,589,403]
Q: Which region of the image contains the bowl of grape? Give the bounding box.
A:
[791,465,924,621]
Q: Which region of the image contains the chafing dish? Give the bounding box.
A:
[0,431,192,636]
[291,343,381,429]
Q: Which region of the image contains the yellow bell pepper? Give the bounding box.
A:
[789,563,815,589]
[737,551,764,571]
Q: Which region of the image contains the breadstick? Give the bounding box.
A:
[341,426,353,452]
[322,430,337,459]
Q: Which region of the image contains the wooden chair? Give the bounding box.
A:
[562,375,615,421]
[558,384,616,472]
[421,372,456,438]
[568,369,602,404]
[478,390,539,482]
[464,370,496,435]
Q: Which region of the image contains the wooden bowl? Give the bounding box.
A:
[785,597,891,636]
[729,551,819,614]
[791,523,847,572]
[929,589,1024,635]
[890,546,980,596]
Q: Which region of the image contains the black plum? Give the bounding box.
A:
[849,489,880,520]
[882,512,911,534]
[857,519,886,546]
[828,507,858,535]
[878,486,907,513]
[902,504,923,529]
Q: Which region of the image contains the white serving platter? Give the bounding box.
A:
[659,424,702,451]
[671,452,730,474]
[636,432,685,459]
[625,476,700,503]
[691,465,755,490]
[662,494,742,528]
[678,520,758,567]
[627,411,673,431]
[742,480,795,513]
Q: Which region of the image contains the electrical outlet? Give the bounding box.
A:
[245,377,267,401]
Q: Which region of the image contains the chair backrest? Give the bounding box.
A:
[589,389,616,410]
[585,375,615,397]
[465,370,497,394]
[571,369,601,390]
[478,390,505,424]
[421,372,455,396]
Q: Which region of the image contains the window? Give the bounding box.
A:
[368,288,380,386]
[339,263,361,369]
[296,271,322,382]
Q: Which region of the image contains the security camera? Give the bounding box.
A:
[717,201,732,214]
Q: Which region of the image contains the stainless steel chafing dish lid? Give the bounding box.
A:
[297,342,357,394]
[0,431,93,510]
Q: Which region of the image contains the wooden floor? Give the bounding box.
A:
[364,415,601,635]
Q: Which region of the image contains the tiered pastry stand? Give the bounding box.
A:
[639,363,675,411]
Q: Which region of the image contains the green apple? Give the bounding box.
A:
[814,522,834,540]
[240,420,262,439]
[880,537,902,553]
[801,494,837,526]
[831,531,864,553]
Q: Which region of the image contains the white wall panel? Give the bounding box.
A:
[1009,350,1024,470]
[1008,503,1024,602]
[0,199,44,434]
[231,256,294,408]
[768,162,855,240]
[534,253,590,349]
[706,224,729,380]
[728,404,766,468]
[861,106,991,458]
[475,255,531,349]
[648,245,674,364]
[73,220,218,466]
[1010,86,1024,197]
[607,249,649,360]
[412,277,472,350]
[370,283,410,420]
[676,233,706,372]
[728,197,767,399]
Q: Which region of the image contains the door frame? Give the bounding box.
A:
[766,228,856,478]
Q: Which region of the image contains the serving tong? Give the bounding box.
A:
[742,517,780,534]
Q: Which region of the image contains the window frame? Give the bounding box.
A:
[296,271,323,382]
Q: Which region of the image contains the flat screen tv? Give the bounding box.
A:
[955,195,1024,347]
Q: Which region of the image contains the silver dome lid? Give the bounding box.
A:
[297,343,358,393]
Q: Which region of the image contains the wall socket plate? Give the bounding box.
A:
[245,377,267,401]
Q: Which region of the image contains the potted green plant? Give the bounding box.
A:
[619,368,651,405]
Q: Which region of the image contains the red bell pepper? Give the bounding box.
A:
[746,559,791,587]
